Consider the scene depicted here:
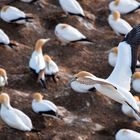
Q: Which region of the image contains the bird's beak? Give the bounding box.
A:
[67,77,76,87]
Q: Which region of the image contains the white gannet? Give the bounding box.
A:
[58,0,85,18]
[32,92,58,116]
[109,0,140,14]
[70,71,96,93]
[121,96,140,121]
[0,6,33,24]
[115,129,140,140]
[108,11,132,35]
[108,47,118,67]
[44,54,59,83]
[0,29,17,49]
[55,23,92,44]
[29,38,50,89]
[132,72,140,93]
[0,68,8,91]
[70,24,140,116]
[0,93,33,131]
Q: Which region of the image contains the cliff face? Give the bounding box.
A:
[0,0,140,139]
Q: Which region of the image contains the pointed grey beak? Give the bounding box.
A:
[67,77,76,87]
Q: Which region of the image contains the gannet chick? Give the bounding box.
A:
[70,71,96,93]
[0,68,8,91]
[0,6,33,24]
[44,54,59,83]
[70,24,140,117]
[132,72,140,93]
[0,29,17,49]
[55,23,92,44]
[108,47,118,67]
[109,0,140,14]
[0,93,33,131]
[32,92,58,116]
[58,0,85,18]
[29,38,50,89]
[121,96,140,121]
[115,129,140,140]
[108,11,132,35]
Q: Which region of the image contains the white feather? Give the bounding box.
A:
[115,129,140,140]
[0,104,33,131]
[108,51,117,67]
[109,0,140,14]
[0,29,10,45]
[32,99,57,113]
[29,51,46,73]
[0,6,26,24]
[132,79,140,93]
[45,60,59,75]
[108,14,132,35]
[55,23,86,43]
[59,0,84,16]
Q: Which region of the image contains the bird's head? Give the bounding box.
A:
[44,54,52,62]
[114,0,120,6]
[33,92,43,102]
[113,11,120,20]
[134,96,140,102]
[132,72,140,80]
[35,38,50,52]
[0,93,10,105]
[111,47,118,55]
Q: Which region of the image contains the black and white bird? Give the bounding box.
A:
[44,54,59,83]
[29,38,50,88]
[108,11,132,35]
[58,0,85,18]
[0,68,8,91]
[0,29,17,49]
[115,129,140,140]
[109,0,140,14]
[32,92,58,116]
[0,93,33,131]
[0,5,33,24]
[55,23,92,44]
[70,24,140,116]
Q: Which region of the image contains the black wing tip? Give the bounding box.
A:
[123,24,140,46]
[31,128,41,132]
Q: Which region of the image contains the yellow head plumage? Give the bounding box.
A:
[0,93,10,105]
[74,71,94,78]
[132,72,140,80]
[33,93,43,102]
[44,54,52,62]
[0,68,7,77]
[35,38,50,52]
[113,11,120,20]
[114,0,120,5]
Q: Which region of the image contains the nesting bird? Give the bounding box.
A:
[0,93,33,131]
[108,11,132,35]
[121,96,140,121]
[44,54,59,83]
[0,68,8,91]
[70,71,96,93]
[70,25,140,117]
[115,129,140,140]
[132,72,140,93]
[32,92,58,116]
[55,23,92,44]
[108,47,118,67]
[0,6,33,24]
[58,0,85,18]
[29,38,50,88]
[0,29,17,49]
[109,0,140,14]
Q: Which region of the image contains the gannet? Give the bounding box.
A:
[0,93,33,131]
[70,24,140,116]
[109,0,140,14]
[108,11,132,35]
[0,6,33,24]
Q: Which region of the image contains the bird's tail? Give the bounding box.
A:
[71,38,93,44]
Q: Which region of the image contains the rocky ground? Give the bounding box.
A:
[0,0,140,140]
